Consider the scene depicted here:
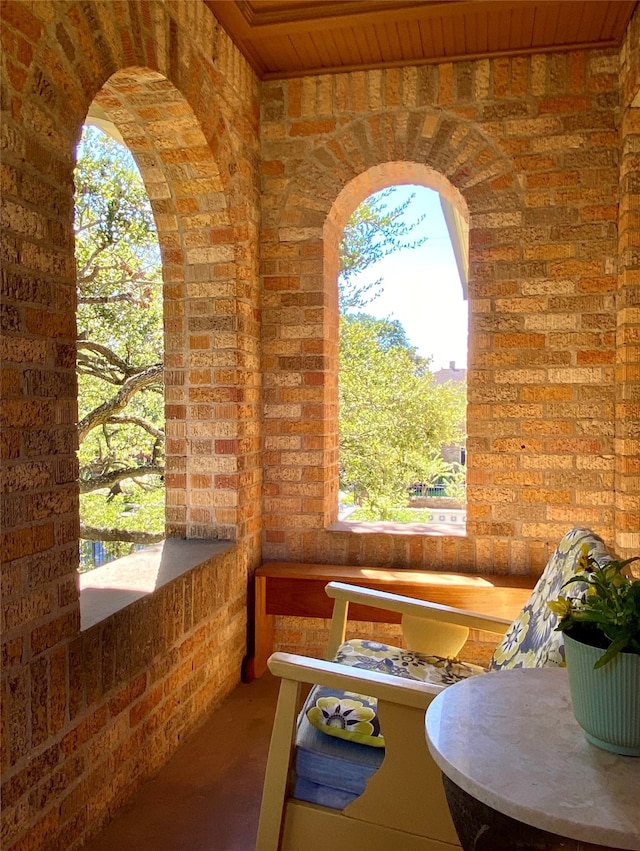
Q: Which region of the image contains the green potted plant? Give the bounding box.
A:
[548,544,640,755]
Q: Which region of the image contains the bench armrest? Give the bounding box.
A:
[256,651,447,850]
[268,650,441,708]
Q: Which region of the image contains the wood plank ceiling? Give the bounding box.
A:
[205,0,637,79]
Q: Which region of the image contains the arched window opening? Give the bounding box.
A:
[74,122,165,570]
[338,185,468,531]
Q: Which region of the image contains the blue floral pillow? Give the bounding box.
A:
[489,528,610,671]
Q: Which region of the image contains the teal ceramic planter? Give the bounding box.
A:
[563,632,640,756]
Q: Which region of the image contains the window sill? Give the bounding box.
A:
[78,538,234,630]
[328,518,466,536]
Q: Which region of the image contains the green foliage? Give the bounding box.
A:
[75,127,163,384]
[339,314,465,518]
[349,313,426,367]
[80,489,165,534]
[75,125,165,554]
[75,127,159,273]
[549,545,640,668]
[339,188,427,313]
[337,187,467,521]
[442,467,466,502]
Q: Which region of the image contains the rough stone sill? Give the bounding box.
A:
[328,519,466,536]
[79,538,234,631]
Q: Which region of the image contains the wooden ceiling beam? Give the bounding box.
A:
[238,0,456,27]
[213,0,540,38]
[258,38,628,81]
[205,0,638,80]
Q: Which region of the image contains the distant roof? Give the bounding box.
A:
[432,362,467,385]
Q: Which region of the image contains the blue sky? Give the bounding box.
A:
[348,185,468,371]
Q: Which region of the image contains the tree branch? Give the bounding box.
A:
[77,340,131,376]
[77,244,112,278]
[77,362,125,386]
[79,464,164,494]
[78,363,163,442]
[79,293,136,306]
[106,416,165,440]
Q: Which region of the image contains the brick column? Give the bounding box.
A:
[616,7,640,557]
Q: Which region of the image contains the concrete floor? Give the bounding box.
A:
[87,673,280,851]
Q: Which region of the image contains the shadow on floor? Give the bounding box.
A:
[87,673,279,851]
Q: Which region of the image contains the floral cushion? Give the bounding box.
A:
[489,527,610,671]
[304,639,485,747]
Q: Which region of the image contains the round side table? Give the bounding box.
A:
[425,668,640,851]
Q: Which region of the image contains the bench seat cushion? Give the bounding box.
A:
[293,712,384,809]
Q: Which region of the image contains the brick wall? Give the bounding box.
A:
[3,546,246,850]
[260,44,638,569]
[1,0,639,848]
[617,10,640,555]
[1,2,260,848]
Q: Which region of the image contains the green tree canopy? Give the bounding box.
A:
[339,314,465,518]
[348,313,429,371]
[338,188,466,518]
[75,126,164,553]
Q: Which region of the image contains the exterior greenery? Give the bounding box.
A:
[338,189,466,519]
[339,187,426,313]
[339,314,465,518]
[75,126,165,564]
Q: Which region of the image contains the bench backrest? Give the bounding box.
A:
[489,527,610,671]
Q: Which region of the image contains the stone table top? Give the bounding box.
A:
[425,667,640,850]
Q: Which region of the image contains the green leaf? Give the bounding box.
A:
[593,637,628,669]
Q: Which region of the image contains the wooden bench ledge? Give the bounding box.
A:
[245,562,536,680]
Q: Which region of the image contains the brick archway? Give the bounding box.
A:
[2,3,262,845]
[1,0,260,646]
[92,68,245,541]
[262,108,522,561]
[82,4,260,547]
[293,110,519,220]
